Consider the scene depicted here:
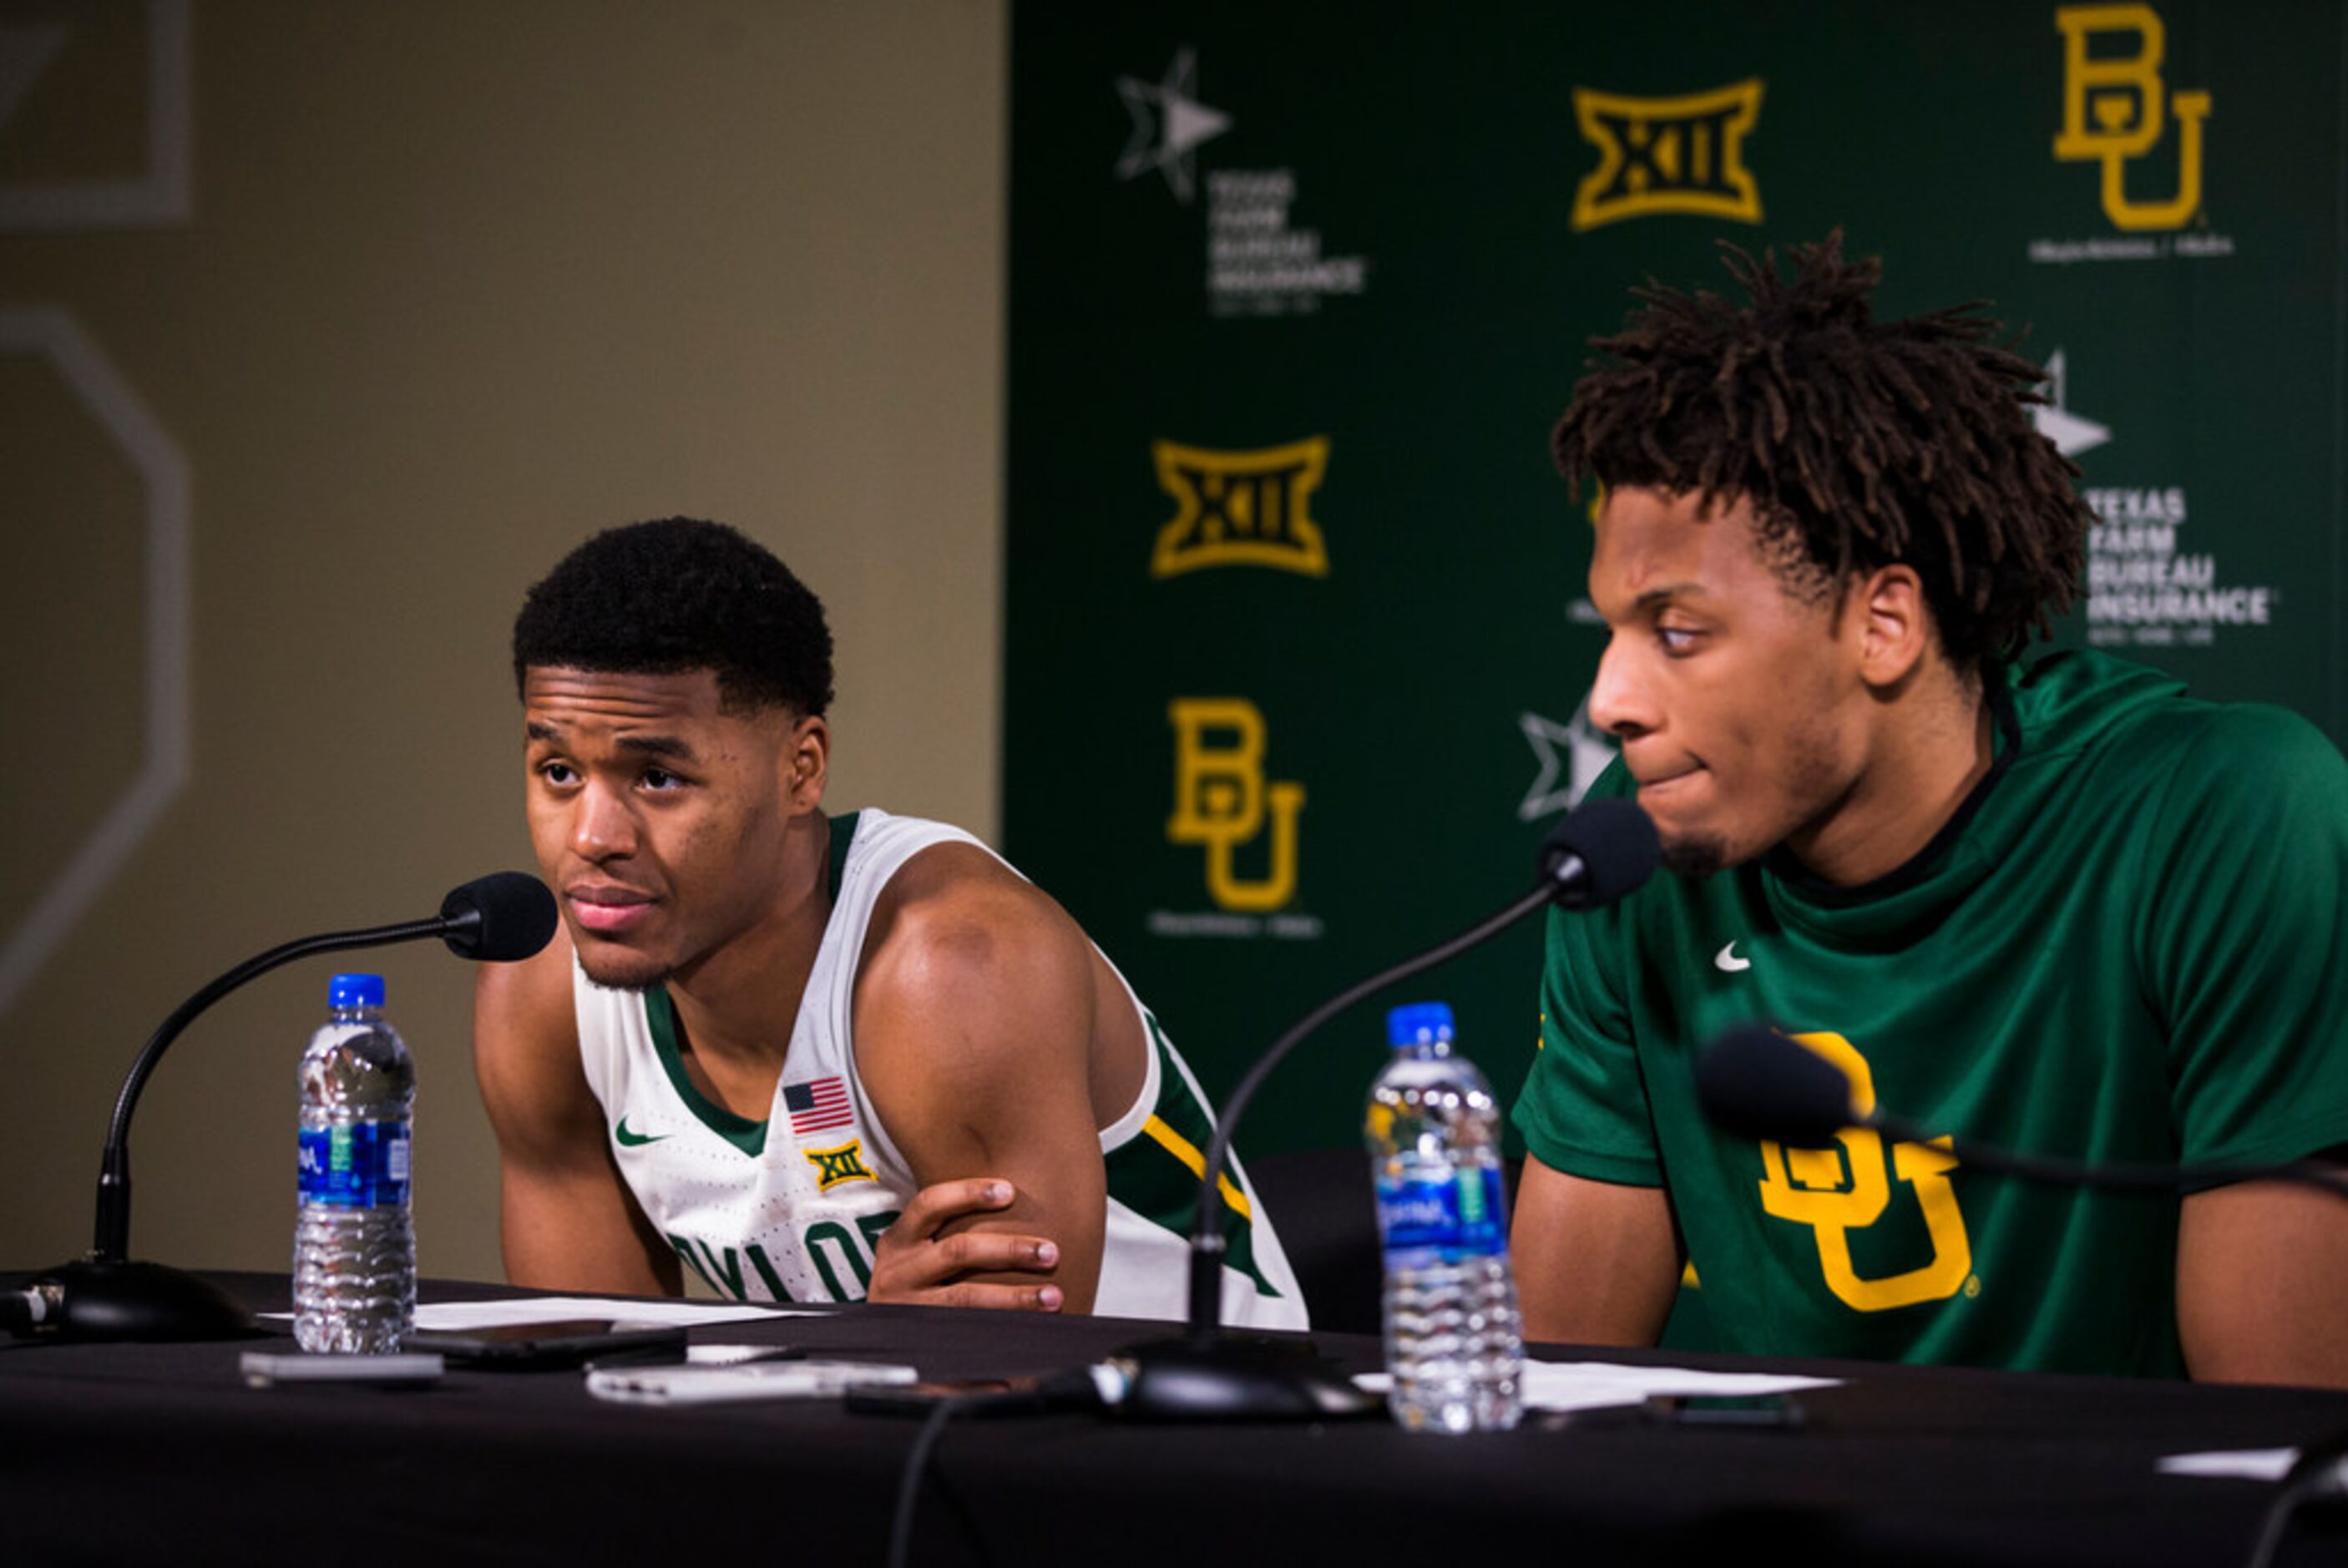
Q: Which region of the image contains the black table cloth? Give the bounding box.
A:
[3,1272,2345,1566]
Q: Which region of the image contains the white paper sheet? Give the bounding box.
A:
[411,1296,814,1328]
[1355,1359,1839,1413]
[262,1295,814,1328]
[2157,1448,2299,1482]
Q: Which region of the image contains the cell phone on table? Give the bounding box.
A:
[1643,1392,1804,1429]
[842,1375,1049,1416]
[402,1318,688,1369]
[587,1358,918,1405]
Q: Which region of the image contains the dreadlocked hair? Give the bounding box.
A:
[1551,232,2090,670]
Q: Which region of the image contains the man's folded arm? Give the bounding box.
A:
[855,852,1107,1313]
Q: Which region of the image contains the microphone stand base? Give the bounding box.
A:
[1101,1333,1383,1422]
[25,1257,263,1343]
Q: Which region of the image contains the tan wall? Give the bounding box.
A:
[0,0,1004,1287]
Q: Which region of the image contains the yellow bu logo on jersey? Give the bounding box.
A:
[1166,698,1304,912]
[1151,438,1330,579]
[1753,1033,1973,1313]
[2053,3,2211,230]
[804,1139,876,1191]
[1570,80,1764,230]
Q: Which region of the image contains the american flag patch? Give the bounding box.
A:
[784,1076,854,1135]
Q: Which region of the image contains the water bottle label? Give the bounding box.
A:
[297,1121,411,1208]
[1375,1164,1507,1259]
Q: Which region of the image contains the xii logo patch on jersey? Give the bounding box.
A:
[1570,80,1764,230]
[1166,698,1304,912]
[803,1139,877,1191]
[1150,438,1330,578]
[1752,1032,1974,1313]
[2053,3,2211,231]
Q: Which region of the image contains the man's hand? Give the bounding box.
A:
[867,1178,1066,1311]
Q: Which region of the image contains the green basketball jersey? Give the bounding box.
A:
[1513,650,2348,1378]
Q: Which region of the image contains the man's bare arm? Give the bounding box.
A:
[472,926,680,1295]
[1511,1156,1683,1347]
[2177,1176,2348,1387]
[854,849,1107,1312]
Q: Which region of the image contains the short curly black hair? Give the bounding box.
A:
[511,518,835,716]
[1552,233,2090,669]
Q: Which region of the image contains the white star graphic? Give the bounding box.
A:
[2030,348,2111,459]
[1115,48,1231,204]
[1517,697,1617,822]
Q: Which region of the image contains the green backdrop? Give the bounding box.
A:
[1004,0,2348,1156]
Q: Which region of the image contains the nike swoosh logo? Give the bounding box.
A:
[615,1116,671,1147]
[1714,942,1752,973]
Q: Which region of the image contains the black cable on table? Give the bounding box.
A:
[883,1370,1104,1567]
[2246,1443,2348,1568]
[888,1393,991,1568]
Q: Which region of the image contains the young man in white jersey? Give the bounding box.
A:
[473,518,1302,1321]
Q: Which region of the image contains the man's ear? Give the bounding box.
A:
[1854,564,1931,690]
[785,715,829,813]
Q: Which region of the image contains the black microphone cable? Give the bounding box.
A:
[866,798,1666,1559]
[884,1369,1106,1568]
[1178,796,1663,1337]
[2247,1438,2348,1568]
[12,871,558,1343]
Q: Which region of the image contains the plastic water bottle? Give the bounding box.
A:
[1368,1001,1522,1432]
[293,972,416,1353]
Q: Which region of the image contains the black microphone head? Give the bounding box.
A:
[1696,1025,1857,1148]
[438,872,559,962]
[1539,797,1663,909]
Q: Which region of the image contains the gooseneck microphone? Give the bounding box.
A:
[1100,797,1663,1420]
[1692,1025,1860,1148]
[1695,1024,2348,1201]
[5,872,559,1343]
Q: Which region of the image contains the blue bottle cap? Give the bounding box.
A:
[329,973,385,1009]
[1386,1002,1454,1047]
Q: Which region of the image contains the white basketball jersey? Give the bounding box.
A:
[573,808,1305,1327]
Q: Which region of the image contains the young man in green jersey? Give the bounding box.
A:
[1511,235,2348,1383]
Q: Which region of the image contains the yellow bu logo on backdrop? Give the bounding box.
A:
[1166,699,1304,911]
[2053,3,2211,230]
[1151,438,1330,578]
[1754,1032,1973,1313]
[1570,80,1764,230]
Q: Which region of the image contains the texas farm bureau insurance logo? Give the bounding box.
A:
[1114,48,1369,316]
[2031,348,2275,647]
[1754,1034,1976,1313]
[1150,438,1330,579]
[1147,698,1320,942]
[2030,3,2232,265]
[1570,80,1764,230]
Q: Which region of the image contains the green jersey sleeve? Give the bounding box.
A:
[2138,704,2348,1172]
[1512,889,1663,1187]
